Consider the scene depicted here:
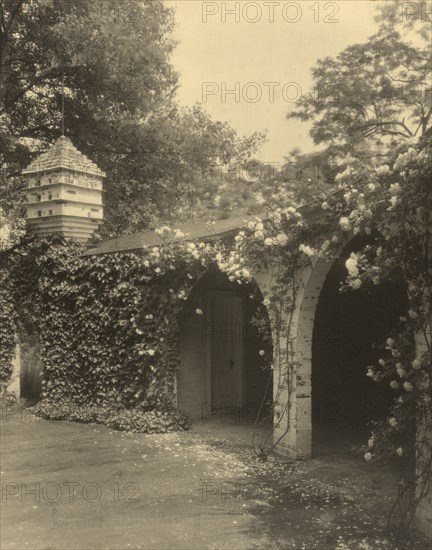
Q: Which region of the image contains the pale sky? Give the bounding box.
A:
[166,0,384,163]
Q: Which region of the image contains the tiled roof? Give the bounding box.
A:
[84,199,328,256]
[84,214,260,256]
[22,136,106,178]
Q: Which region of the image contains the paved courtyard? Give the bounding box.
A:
[0,412,429,550]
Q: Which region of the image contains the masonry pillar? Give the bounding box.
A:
[254,254,336,459]
[255,265,300,458]
[295,259,333,458]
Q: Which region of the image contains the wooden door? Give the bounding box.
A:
[208,290,244,410]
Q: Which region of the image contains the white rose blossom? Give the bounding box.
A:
[276,233,288,246]
[396,364,406,378]
[351,279,361,289]
[389,196,399,208]
[299,244,317,257]
[339,217,352,231]
[412,358,421,370]
[345,253,359,277]
[388,417,398,428]
[389,182,401,195]
[403,381,414,392]
[376,164,390,175]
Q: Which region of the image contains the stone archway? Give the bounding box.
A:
[292,236,409,459]
[285,235,431,537]
[176,266,273,424]
[293,258,334,457]
[311,239,408,456]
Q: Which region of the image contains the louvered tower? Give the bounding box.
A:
[23,136,105,242]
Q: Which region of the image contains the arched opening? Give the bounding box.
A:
[18,327,43,403]
[311,236,409,456]
[177,266,273,425]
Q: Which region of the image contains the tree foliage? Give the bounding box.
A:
[0,0,264,234]
[288,1,431,159]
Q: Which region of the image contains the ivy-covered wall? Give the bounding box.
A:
[4,235,222,411]
[0,267,17,393]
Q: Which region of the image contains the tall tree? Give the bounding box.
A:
[1,0,264,234]
[1,0,177,143]
[287,0,431,164]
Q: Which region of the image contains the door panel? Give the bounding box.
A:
[209,291,244,409]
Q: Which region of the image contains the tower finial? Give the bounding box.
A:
[61,75,65,135]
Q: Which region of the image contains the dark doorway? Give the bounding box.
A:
[177,266,273,423]
[20,333,43,402]
[312,237,408,455]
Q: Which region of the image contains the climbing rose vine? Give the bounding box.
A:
[0,133,429,541]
